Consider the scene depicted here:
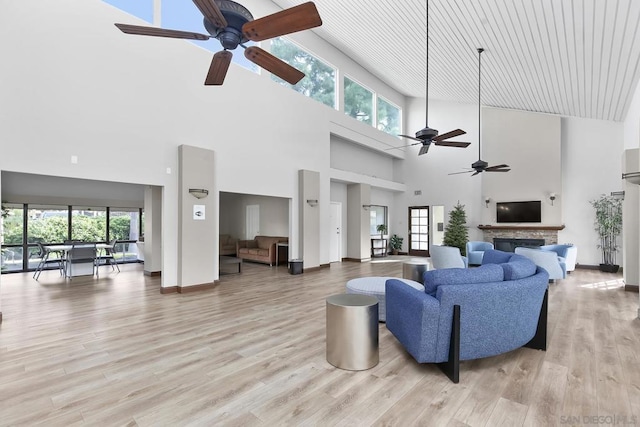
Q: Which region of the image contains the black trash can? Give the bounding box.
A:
[288,259,303,275]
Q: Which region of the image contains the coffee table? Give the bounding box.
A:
[346,276,424,322]
[219,256,242,274]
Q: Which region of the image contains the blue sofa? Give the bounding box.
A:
[386,249,548,382]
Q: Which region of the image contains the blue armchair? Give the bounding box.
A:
[466,241,494,266]
[386,250,548,382]
[540,244,577,273]
[514,247,566,280]
[430,245,468,269]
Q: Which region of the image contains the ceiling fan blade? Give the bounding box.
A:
[398,134,423,142]
[242,2,322,41]
[384,140,423,151]
[244,46,304,85]
[115,23,210,40]
[434,141,471,148]
[433,129,466,141]
[418,144,430,156]
[448,170,474,175]
[192,0,228,29]
[485,164,510,170]
[471,171,481,176]
[485,168,511,173]
[204,51,232,85]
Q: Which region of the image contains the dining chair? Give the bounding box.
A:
[32,242,65,280]
[66,243,97,279]
[98,239,120,274]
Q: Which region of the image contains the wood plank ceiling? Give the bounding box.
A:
[272,0,640,122]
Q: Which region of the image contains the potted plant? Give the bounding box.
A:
[590,194,622,272]
[443,202,469,256]
[376,224,387,240]
[389,234,403,255]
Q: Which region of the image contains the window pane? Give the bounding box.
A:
[344,77,373,124]
[1,204,23,245]
[270,38,336,108]
[109,209,140,241]
[103,0,153,23]
[161,0,259,73]
[109,209,141,262]
[369,206,387,236]
[1,246,23,272]
[377,96,401,135]
[71,207,106,242]
[27,205,69,244]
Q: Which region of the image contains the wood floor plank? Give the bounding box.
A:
[0,261,637,425]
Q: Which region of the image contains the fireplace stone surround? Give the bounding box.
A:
[478,225,564,251]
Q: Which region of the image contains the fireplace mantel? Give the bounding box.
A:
[478,225,565,231]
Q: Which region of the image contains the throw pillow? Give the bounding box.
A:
[423,264,504,296]
[481,249,513,265]
[501,256,537,280]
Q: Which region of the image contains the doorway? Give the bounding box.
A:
[408,206,429,256]
[329,202,342,262]
[246,204,260,239]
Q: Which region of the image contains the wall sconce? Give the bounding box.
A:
[484,197,490,208]
[362,204,371,210]
[549,193,556,206]
[306,199,318,207]
[188,188,209,199]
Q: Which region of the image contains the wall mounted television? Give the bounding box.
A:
[496,201,541,223]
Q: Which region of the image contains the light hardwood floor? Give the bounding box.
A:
[0,259,638,426]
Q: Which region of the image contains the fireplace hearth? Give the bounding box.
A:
[494,238,545,252]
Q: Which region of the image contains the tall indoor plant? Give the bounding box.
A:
[590,194,622,272]
[443,202,469,256]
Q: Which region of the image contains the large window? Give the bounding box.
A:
[377,96,401,136]
[2,204,144,273]
[344,77,373,125]
[270,37,336,108]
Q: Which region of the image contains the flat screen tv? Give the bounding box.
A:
[496,201,541,223]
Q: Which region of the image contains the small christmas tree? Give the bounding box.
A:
[443,202,469,256]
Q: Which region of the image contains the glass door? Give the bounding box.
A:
[408,206,429,256]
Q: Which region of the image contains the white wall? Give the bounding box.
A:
[1,172,144,208]
[482,107,562,225]
[0,0,408,287]
[560,116,624,265]
[393,98,482,247]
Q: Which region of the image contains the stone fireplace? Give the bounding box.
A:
[478,225,564,250]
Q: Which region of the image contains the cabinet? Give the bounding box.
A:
[371,238,388,257]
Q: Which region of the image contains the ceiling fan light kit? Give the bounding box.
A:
[115,0,322,86]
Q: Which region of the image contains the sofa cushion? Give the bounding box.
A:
[255,236,283,249]
[501,255,537,280]
[423,264,504,296]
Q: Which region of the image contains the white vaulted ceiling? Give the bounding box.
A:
[273,0,640,122]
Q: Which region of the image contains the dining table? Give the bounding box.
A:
[42,243,114,278]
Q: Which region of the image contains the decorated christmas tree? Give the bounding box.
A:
[443,202,469,256]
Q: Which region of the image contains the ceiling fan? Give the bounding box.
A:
[394,0,470,156]
[449,48,510,176]
[114,0,322,86]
